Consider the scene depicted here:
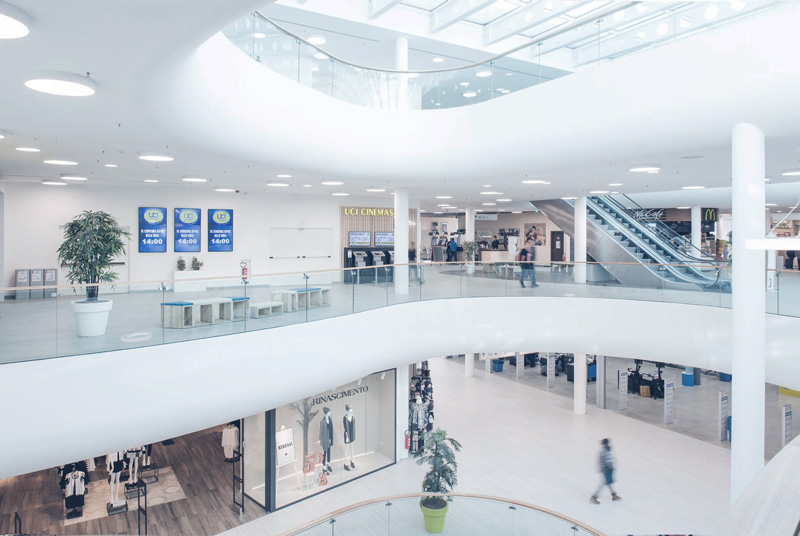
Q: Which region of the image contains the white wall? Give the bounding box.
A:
[0,182,403,289]
[3,295,800,479]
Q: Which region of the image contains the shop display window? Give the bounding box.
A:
[243,412,266,507]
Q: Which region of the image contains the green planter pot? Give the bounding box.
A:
[420,500,449,533]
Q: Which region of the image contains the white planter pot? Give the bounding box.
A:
[466,263,475,274]
[71,300,113,337]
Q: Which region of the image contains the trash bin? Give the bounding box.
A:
[492,359,505,373]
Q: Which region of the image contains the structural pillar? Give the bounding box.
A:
[574,196,587,283]
[466,353,476,377]
[766,210,777,291]
[595,355,606,409]
[574,353,587,415]
[691,205,702,253]
[394,188,409,295]
[395,36,409,110]
[396,364,409,460]
[730,122,766,504]
[465,205,475,244]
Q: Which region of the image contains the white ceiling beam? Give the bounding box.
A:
[430,0,497,33]
[368,0,403,19]
[484,0,596,46]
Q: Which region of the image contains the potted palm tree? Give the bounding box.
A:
[57,210,130,337]
[462,241,478,274]
[414,428,462,533]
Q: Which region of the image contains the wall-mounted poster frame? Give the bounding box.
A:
[174,208,201,252]
[138,207,167,253]
[208,209,234,252]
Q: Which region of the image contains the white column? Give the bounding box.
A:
[595,355,606,409]
[465,353,476,377]
[395,37,409,110]
[394,188,409,295]
[396,364,409,460]
[465,205,475,244]
[766,210,777,291]
[574,197,587,283]
[731,123,766,504]
[574,353,587,415]
[691,205,702,252]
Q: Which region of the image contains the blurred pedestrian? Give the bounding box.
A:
[590,438,620,504]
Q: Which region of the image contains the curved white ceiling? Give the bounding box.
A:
[1,296,797,479]
[1,1,800,210]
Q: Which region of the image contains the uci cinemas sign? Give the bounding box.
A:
[343,207,394,217]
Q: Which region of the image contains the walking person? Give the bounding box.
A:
[447,238,458,263]
[590,438,621,504]
[516,248,538,288]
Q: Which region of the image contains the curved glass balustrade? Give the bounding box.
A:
[286,493,604,536]
[0,260,794,366]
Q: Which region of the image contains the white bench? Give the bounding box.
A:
[161,301,195,328]
[271,290,299,312]
[191,298,233,325]
[297,287,331,308]
[550,262,574,273]
[249,301,284,319]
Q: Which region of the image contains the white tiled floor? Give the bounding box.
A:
[222,356,731,536]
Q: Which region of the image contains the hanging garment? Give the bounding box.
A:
[342,415,356,444]
[319,416,334,450]
[64,471,85,498]
[126,447,143,460]
[221,426,240,459]
[107,452,124,474]
[409,403,428,430]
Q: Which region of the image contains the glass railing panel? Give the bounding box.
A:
[330,502,390,534]
[462,261,506,298]
[0,285,59,364]
[353,266,389,314]
[774,269,800,318]
[244,273,312,331]
[420,262,460,302]
[301,269,354,323]
[291,519,333,536]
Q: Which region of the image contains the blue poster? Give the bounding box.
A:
[174,208,201,252]
[208,209,233,252]
[138,207,167,253]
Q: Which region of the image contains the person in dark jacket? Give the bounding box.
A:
[517,248,538,287]
[447,238,458,262]
[591,438,621,504]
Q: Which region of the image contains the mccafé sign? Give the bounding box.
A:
[343,207,394,217]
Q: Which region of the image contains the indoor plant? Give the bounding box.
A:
[414,428,462,533]
[462,241,478,274]
[56,210,130,337]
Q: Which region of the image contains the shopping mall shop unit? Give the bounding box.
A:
[241,369,397,511]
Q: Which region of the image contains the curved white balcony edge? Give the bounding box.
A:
[1,296,795,479]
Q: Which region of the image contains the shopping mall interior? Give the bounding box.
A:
[1,1,800,535]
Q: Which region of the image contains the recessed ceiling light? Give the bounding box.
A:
[480,191,503,195]
[483,184,492,187]
[104,164,117,168]
[609,183,623,186]
[434,211,443,214]
[476,69,492,78]
[0,2,30,39]
[313,52,328,60]
[138,152,174,162]
[215,188,236,192]
[522,180,546,184]
[276,174,292,178]
[436,195,452,199]
[43,159,78,165]
[307,35,326,45]
[782,169,800,176]
[590,190,610,194]
[253,32,266,39]
[182,177,207,182]
[680,155,704,159]
[42,181,66,186]
[25,71,96,97]
[321,180,343,186]
[303,184,312,188]
[496,199,512,202]
[482,202,496,206]
[704,4,719,20]
[332,192,349,196]
[681,186,705,190]
[463,91,477,98]
[505,72,512,76]
[561,197,577,200]
[16,146,40,152]
[611,191,619,194]
[60,175,87,181]
[432,57,444,63]
[500,89,511,94]
[765,203,777,206]
[512,211,522,214]
[367,188,386,192]
[676,206,690,209]
[143,179,158,183]
[267,182,290,187]
[630,165,660,172]
[460,82,470,87]
[475,209,484,212]
[437,204,451,207]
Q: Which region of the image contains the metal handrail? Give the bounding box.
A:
[254,2,640,75]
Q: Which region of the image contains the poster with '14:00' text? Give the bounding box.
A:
[208,209,233,252]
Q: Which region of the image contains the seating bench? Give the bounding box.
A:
[249,301,284,318]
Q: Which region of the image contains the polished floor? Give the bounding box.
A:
[2,264,797,365]
[223,357,731,536]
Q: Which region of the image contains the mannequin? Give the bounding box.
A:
[106,451,125,505]
[343,404,356,471]
[317,407,334,473]
[125,446,144,488]
[143,444,153,470]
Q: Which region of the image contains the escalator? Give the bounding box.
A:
[534,196,729,291]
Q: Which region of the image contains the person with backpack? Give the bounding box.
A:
[591,438,621,504]
[516,248,538,287]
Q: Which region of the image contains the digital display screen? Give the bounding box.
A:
[349,231,371,247]
[375,232,394,246]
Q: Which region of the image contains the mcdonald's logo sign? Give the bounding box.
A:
[702,208,718,222]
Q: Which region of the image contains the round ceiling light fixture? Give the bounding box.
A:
[436,195,452,199]
[253,32,266,39]
[522,180,546,184]
[366,188,386,192]
[704,4,719,20]
[276,174,292,178]
[43,159,78,165]
[680,155,704,160]
[681,185,705,190]
[432,57,444,63]
[42,180,66,186]
[332,192,349,196]
[104,164,117,168]
[215,188,236,192]
[138,152,174,162]
[313,52,328,60]
[307,35,326,45]
[463,91,477,98]
[480,191,503,195]
[60,174,88,181]
[321,180,343,186]
[496,198,512,202]
[25,71,96,96]
[303,184,312,188]
[590,190,610,194]
[0,1,30,39]
[267,182,290,187]
[16,147,39,152]
[144,179,159,183]
[182,177,207,183]
[476,69,492,78]
[676,206,690,209]
[561,197,577,200]
[629,165,660,173]
[782,169,800,176]
[482,202,496,206]
[609,183,623,186]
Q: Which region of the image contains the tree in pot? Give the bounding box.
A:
[57,210,130,337]
[462,241,478,274]
[414,428,462,533]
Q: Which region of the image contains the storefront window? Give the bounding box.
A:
[243,412,266,507]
